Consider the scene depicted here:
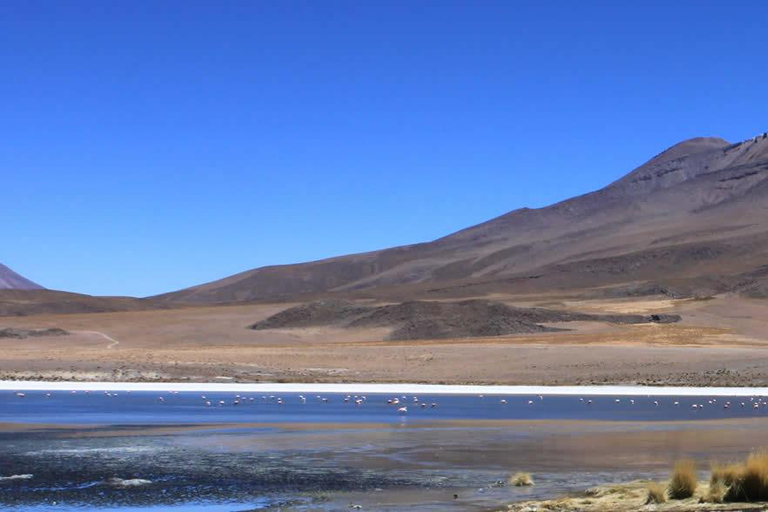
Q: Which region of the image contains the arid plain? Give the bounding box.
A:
[3,293,768,386]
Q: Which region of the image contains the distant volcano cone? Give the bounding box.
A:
[0,264,43,290]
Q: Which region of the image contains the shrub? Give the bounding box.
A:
[510,472,534,487]
[646,482,667,504]
[708,479,727,503]
[710,461,742,502]
[727,451,768,502]
[668,459,697,499]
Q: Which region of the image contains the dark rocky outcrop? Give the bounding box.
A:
[0,328,69,339]
[250,299,680,341]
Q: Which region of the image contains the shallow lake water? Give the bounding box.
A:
[3,390,768,510]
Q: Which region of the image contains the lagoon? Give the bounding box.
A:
[4,384,768,510]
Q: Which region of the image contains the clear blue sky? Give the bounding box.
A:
[3,1,767,297]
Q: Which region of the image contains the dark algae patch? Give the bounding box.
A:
[0,434,415,508]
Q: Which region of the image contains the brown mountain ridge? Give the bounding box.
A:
[156,131,768,304]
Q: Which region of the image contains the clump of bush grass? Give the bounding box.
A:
[668,459,697,499]
[646,482,667,504]
[727,451,768,502]
[510,472,534,487]
[709,462,742,502]
[708,478,727,503]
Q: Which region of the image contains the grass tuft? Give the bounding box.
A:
[668,459,697,499]
[645,482,667,504]
[708,451,768,502]
[710,461,741,502]
[510,472,534,487]
[727,451,768,502]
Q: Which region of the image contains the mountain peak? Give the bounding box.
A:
[647,136,731,166]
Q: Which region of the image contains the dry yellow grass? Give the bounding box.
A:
[710,461,742,502]
[645,482,667,504]
[724,451,768,502]
[668,459,698,499]
[510,472,534,487]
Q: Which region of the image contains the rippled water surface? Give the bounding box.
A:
[3,390,768,510]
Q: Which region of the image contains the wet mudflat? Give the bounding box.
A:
[4,391,768,511]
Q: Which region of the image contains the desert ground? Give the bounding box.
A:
[1,294,768,385]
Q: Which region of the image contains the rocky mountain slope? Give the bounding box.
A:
[0,264,43,290]
[157,131,768,304]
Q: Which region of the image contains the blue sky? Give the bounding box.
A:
[3,1,767,297]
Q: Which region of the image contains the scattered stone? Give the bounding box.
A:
[106,478,152,488]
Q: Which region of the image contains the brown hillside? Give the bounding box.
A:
[156,132,768,304]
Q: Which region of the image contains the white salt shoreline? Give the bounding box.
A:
[2,381,768,397]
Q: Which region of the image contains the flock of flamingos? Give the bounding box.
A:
[10,390,768,415]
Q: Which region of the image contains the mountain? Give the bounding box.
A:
[0,264,163,316]
[0,289,164,317]
[0,264,43,290]
[157,131,768,304]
